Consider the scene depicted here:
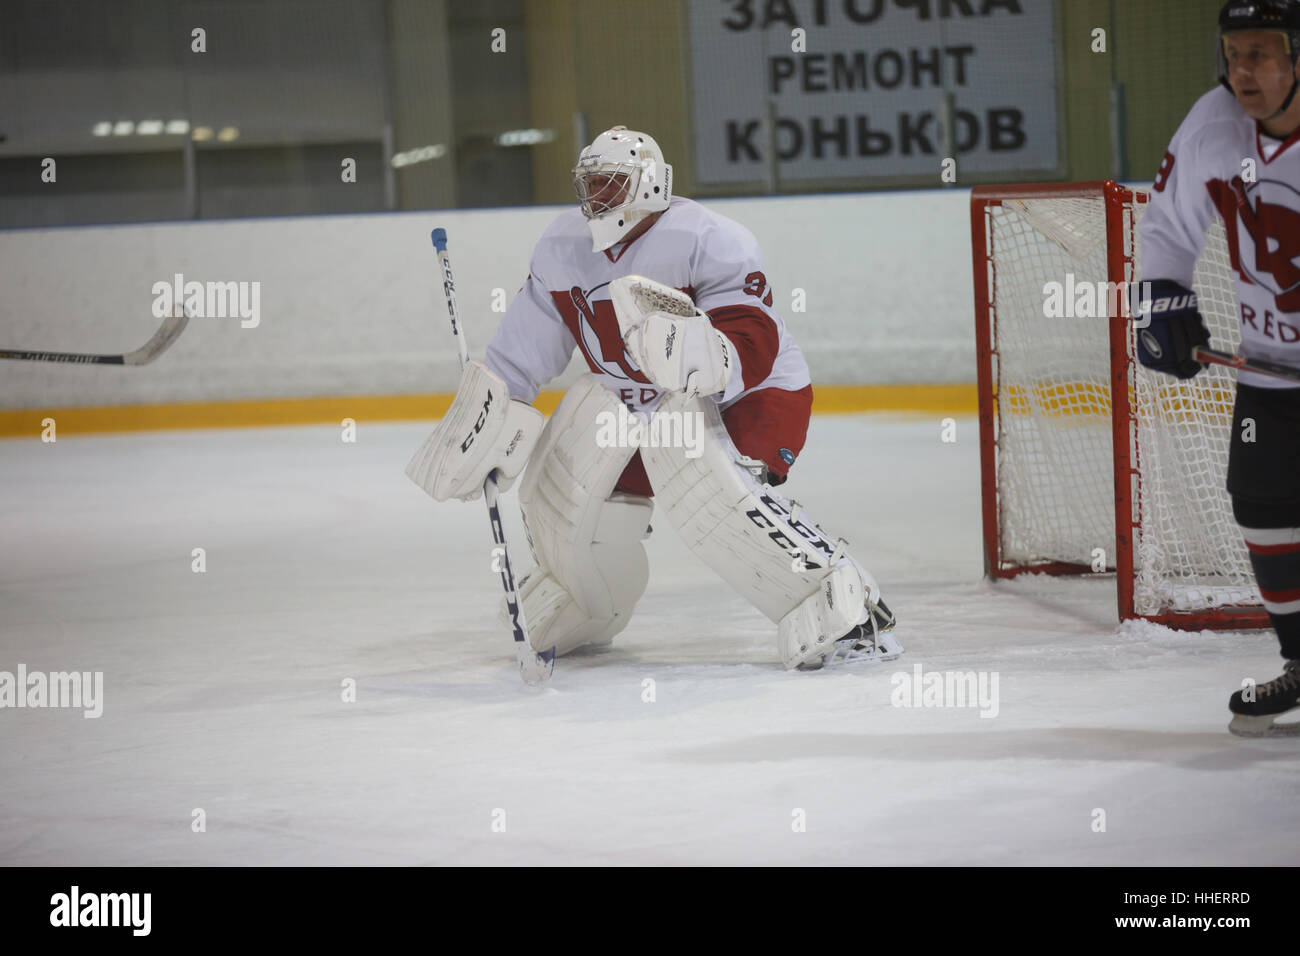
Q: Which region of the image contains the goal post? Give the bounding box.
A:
[972,180,1269,630]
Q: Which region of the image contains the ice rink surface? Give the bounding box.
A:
[2,414,1297,866]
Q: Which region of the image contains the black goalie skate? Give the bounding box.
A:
[1228,660,1300,738]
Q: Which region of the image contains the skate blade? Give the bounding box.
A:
[797,647,904,672]
[1228,714,1300,738]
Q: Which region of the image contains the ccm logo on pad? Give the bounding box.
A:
[461,390,493,453]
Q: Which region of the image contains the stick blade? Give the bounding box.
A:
[124,309,190,365]
[518,646,556,685]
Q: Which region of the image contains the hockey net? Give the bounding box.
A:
[973,180,1266,629]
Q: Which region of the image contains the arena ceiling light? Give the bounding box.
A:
[90,119,191,137]
[391,144,447,168]
[495,128,556,147]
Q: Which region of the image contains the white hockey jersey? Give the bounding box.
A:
[1140,86,1300,389]
[485,196,811,413]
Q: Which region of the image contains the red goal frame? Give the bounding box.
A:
[972,180,1268,630]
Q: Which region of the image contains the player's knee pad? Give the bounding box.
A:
[640,390,893,665]
[510,375,653,655]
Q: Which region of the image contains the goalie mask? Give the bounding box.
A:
[572,126,673,252]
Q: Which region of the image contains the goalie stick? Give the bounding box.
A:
[0,308,190,365]
[429,227,555,686]
[1192,345,1300,386]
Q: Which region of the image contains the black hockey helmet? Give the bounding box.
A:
[1218,0,1300,115]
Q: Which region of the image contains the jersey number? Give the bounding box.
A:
[1153,152,1175,193]
[744,271,774,307]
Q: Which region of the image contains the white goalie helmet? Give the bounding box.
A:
[572,126,673,252]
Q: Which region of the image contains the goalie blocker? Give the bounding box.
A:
[406,360,544,502]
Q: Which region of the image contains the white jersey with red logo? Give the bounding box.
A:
[1141,85,1300,390]
[485,196,811,413]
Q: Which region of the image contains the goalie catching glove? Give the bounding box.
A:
[1134,278,1209,380]
[610,275,733,399]
[405,360,544,501]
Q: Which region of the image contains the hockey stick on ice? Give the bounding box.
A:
[0,307,190,365]
[429,227,554,685]
[1192,346,1300,386]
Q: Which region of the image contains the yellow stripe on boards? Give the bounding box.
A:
[0,394,452,438]
[811,384,977,415]
[0,384,978,439]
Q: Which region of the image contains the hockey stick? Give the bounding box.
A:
[0,307,190,365]
[1193,346,1300,386]
[430,227,555,685]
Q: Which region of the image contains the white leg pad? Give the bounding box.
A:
[506,375,653,656]
[640,390,891,666]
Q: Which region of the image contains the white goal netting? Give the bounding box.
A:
[981,185,1260,622]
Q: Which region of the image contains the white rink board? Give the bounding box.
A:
[0,190,975,409]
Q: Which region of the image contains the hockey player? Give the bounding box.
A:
[1136,0,1300,735]
[408,126,898,671]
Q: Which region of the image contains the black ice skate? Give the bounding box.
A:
[797,598,901,671]
[1228,660,1300,738]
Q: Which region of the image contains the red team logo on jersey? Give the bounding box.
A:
[554,285,652,383]
[1208,176,1300,312]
